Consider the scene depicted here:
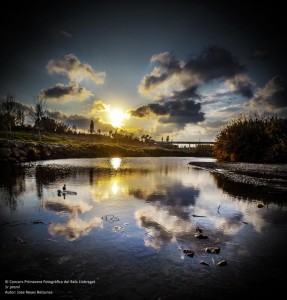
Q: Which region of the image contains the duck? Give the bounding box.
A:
[63,184,66,191]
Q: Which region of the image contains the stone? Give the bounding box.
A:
[0,148,12,158]
[12,147,21,158]
[200,261,210,266]
[217,260,227,266]
[205,246,220,254]
[183,249,194,257]
[195,233,208,239]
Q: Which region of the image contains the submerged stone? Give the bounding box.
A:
[183,249,194,257]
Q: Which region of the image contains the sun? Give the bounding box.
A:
[109,108,127,127]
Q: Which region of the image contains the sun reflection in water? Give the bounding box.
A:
[112,180,119,194]
[110,157,122,170]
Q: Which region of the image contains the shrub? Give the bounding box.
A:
[213,116,287,163]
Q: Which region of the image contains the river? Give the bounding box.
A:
[0,157,286,299]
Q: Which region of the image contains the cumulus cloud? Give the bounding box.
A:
[46,53,106,84]
[41,82,93,102]
[129,100,204,129]
[138,45,245,100]
[90,99,110,113]
[134,46,248,130]
[225,74,256,98]
[249,76,287,114]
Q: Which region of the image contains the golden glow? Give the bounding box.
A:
[109,108,127,127]
[110,157,122,170]
[111,181,118,194]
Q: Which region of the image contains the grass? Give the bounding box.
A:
[0,130,214,158]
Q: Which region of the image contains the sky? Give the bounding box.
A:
[1,0,286,141]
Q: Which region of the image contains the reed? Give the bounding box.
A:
[213,115,287,163]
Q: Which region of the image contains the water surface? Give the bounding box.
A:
[1,157,286,299]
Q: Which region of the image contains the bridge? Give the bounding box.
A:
[155,141,215,147]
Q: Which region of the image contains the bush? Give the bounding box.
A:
[213,116,287,163]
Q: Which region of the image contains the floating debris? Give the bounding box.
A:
[205,246,220,254]
[200,261,210,266]
[195,233,208,239]
[102,214,120,223]
[241,221,248,225]
[114,225,122,231]
[183,249,194,257]
[257,202,264,208]
[192,214,206,217]
[217,260,227,266]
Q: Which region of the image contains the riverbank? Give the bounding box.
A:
[188,161,287,193]
[0,139,193,163]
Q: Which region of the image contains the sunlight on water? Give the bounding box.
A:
[110,157,122,170]
[0,157,286,298]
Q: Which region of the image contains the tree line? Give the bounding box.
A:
[0,95,159,145]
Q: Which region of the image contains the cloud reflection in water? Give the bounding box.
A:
[44,198,103,241]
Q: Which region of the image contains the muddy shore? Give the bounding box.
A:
[188,161,287,194]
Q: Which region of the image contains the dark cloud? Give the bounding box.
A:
[249,76,287,114]
[170,86,201,101]
[139,45,245,100]
[41,83,93,102]
[129,99,204,128]
[226,75,255,98]
[185,45,245,82]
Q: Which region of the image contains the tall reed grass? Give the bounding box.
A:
[213,116,287,163]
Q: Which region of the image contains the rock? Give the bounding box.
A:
[217,260,227,266]
[12,147,21,158]
[41,145,52,158]
[257,203,264,208]
[195,233,208,239]
[205,247,212,253]
[0,147,12,158]
[183,249,194,257]
[27,147,41,160]
[205,246,220,254]
[200,261,209,266]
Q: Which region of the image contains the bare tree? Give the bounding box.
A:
[16,108,25,126]
[33,96,46,141]
[0,94,18,133]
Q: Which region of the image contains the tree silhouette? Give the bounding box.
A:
[0,94,19,133]
[89,120,95,134]
[32,96,46,141]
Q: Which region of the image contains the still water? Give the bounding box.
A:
[1,157,286,299]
